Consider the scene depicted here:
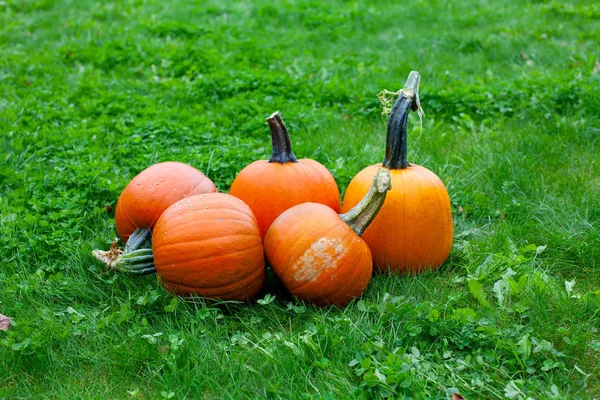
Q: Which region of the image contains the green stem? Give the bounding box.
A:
[92,228,156,275]
[115,248,156,275]
[125,227,152,252]
[382,71,421,170]
[267,111,298,164]
[340,168,391,236]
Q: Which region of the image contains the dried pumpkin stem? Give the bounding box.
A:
[340,168,391,236]
[92,228,156,275]
[267,111,298,164]
[382,71,421,170]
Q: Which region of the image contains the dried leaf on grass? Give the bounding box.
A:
[0,313,12,331]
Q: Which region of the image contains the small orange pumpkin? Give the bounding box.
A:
[264,168,391,307]
[152,193,265,301]
[115,162,216,243]
[230,112,341,238]
[342,72,453,274]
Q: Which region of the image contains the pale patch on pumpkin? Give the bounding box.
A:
[293,237,345,282]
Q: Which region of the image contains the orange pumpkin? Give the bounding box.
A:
[229,112,341,238]
[115,162,216,243]
[152,193,265,301]
[264,168,391,307]
[342,71,453,274]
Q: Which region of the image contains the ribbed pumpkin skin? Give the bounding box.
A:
[264,203,372,307]
[229,159,341,238]
[342,164,453,273]
[115,162,216,243]
[152,193,265,301]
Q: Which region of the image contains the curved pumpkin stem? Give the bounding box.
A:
[382,71,422,170]
[267,111,298,164]
[340,168,391,236]
[92,228,156,275]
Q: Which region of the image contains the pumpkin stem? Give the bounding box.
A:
[340,168,391,236]
[382,71,422,170]
[267,111,298,164]
[92,228,156,275]
[124,227,152,252]
[92,238,123,269]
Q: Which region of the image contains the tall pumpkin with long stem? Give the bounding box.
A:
[342,71,453,273]
[230,112,341,238]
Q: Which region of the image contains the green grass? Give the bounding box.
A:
[1,0,599,398]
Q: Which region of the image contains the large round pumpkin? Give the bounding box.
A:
[342,72,453,274]
[229,112,341,238]
[264,169,391,307]
[115,161,216,243]
[152,193,265,301]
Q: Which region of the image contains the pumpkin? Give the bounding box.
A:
[229,112,341,238]
[115,161,216,243]
[264,168,391,307]
[152,193,265,301]
[341,71,453,274]
[93,162,216,274]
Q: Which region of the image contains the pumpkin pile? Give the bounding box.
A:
[93,71,453,307]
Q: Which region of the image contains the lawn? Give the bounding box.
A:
[1,0,599,398]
